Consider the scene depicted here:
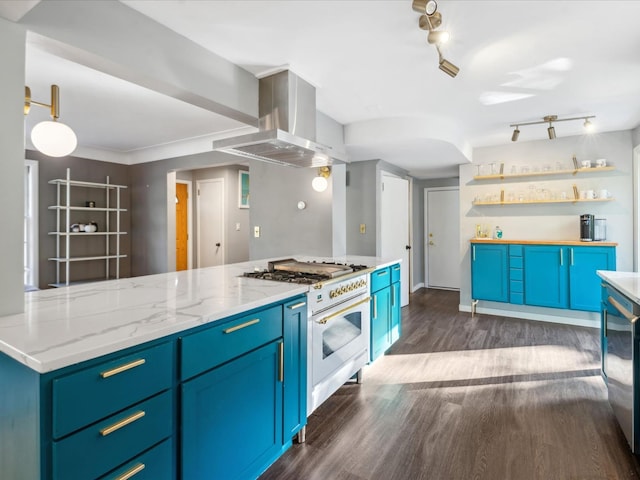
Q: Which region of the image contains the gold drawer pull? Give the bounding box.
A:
[287,301,306,310]
[377,270,389,276]
[278,342,284,382]
[114,463,145,480]
[100,410,146,437]
[224,318,260,334]
[101,358,146,379]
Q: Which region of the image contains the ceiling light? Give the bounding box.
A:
[508,114,595,141]
[584,118,594,132]
[24,85,77,157]
[412,0,438,15]
[312,166,331,192]
[419,12,442,30]
[437,48,460,78]
[428,30,450,44]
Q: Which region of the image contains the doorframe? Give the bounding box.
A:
[176,179,193,270]
[634,144,640,272]
[196,177,226,268]
[424,186,460,290]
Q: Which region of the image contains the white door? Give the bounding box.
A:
[197,178,225,267]
[380,172,410,306]
[425,187,460,289]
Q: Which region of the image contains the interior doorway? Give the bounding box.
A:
[197,178,225,267]
[380,172,410,306]
[424,187,460,290]
[175,180,192,271]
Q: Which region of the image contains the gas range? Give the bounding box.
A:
[243,258,370,286]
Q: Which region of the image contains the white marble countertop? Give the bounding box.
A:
[597,271,640,305]
[0,255,399,374]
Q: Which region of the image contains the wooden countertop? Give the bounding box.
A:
[469,238,618,246]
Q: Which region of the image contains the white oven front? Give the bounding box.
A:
[308,291,370,414]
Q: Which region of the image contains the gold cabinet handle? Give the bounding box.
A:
[373,295,378,319]
[287,301,306,310]
[100,410,145,437]
[100,358,146,379]
[318,297,372,325]
[278,342,284,382]
[114,463,145,480]
[224,318,260,334]
[377,270,389,276]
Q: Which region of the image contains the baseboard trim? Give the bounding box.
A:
[411,282,425,293]
[458,304,600,329]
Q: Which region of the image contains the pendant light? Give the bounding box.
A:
[24,85,77,157]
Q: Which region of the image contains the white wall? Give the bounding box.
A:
[460,130,634,321]
[0,19,26,315]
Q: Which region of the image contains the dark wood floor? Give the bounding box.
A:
[260,288,640,480]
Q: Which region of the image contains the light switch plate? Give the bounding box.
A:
[254,226,260,238]
[236,223,241,231]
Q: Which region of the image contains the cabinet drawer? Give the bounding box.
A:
[390,263,401,284]
[509,256,523,269]
[510,280,523,293]
[371,267,391,292]
[180,305,282,380]
[99,438,173,480]
[53,390,173,480]
[53,342,174,439]
[510,268,523,281]
[509,245,523,256]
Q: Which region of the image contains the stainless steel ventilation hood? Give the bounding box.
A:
[212,70,347,167]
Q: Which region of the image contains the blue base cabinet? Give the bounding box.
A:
[471,243,509,302]
[370,264,401,362]
[0,294,308,480]
[471,241,616,313]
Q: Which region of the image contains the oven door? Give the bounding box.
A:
[311,295,370,385]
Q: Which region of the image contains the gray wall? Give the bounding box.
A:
[346,161,378,255]
[412,177,460,289]
[249,161,334,259]
[27,151,131,289]
[0,19,25,315]
[460,129,634,319]
[633,125,640,147]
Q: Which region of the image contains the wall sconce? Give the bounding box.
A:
[24,85,77,157]
[311,166,331,192]
[509,114,595,142]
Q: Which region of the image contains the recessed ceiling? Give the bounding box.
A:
[15,1,640,177]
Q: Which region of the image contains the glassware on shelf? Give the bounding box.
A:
[521,165,530,174]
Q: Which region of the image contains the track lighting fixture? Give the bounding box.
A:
[413,0,459,77]
[24,85,77,157]
[509,114,596,142]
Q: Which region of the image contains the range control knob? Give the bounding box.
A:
[330,290,337,299]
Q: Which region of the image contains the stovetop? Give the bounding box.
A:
[243,260,370,285]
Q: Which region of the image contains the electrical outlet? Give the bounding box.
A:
[236,223,241,231]
[254,226,260,238]
[360,224,366,234]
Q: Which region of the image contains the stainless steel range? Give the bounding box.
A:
[245,259,372,416]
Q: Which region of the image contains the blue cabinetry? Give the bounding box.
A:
[524,245,569,309]
[471,241,616,313]
[370,264,401,362]
[471,243,509,302]
[0,294,308,480]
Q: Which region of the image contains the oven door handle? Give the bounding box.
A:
[317,297,371,325]
[608,295,639,324]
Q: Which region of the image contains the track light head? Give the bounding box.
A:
[511,127,520,142]
[547,125,556,140]
[412,0,438,15]
[439,58,459,78]
[584,118,594,132]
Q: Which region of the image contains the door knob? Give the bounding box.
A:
[429,241,435,245]
[405,245,411,250]
[215,243,221,247]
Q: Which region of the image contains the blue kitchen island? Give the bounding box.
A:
[0,261,309,480]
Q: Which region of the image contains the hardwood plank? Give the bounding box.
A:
[261,289,640,480]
